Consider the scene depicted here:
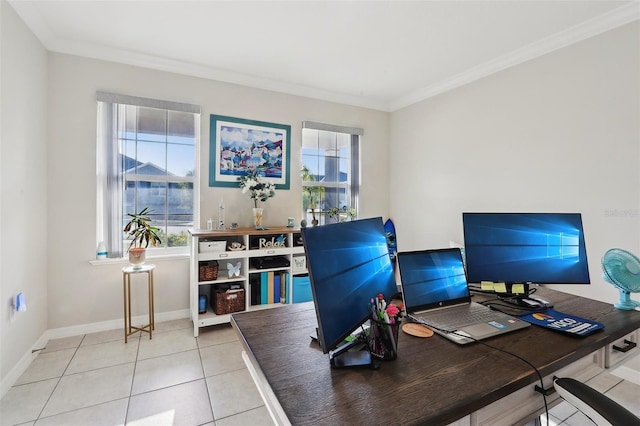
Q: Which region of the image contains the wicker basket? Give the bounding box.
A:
[213,289,245,315]
[199,261,219,281]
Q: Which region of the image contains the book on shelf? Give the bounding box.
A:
[260,272,269,305]
[282,273,288,304]
[250,274,261,306]
[267,271,275,304]
[274,273,281,304]
[252,271,290,305]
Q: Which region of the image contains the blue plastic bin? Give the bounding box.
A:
[293,275,313,303]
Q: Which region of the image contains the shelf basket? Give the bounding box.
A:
[213,289,245,315]
[199,261,219,281]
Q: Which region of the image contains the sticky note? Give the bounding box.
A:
[511,283,525,294]
[481,281,495,291]
[493,282,507,293]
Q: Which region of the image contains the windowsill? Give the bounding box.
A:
[89,252,189,266]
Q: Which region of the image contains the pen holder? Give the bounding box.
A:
[369,317,401,360]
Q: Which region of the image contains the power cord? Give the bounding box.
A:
[407,315,549,426]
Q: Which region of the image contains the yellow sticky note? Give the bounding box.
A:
[493,282,507,293]
[481,281,495,291]
[511,283,525,294]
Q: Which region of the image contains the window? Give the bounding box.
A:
[301,121,361,225]
[97,92,200,257]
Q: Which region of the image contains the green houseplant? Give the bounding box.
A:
[124,207,162,268]
[327,206,357,223]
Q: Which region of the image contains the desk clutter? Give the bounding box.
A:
[519,309,604,336]
[369,293,403,360]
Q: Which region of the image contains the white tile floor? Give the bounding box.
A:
[0,319,274,426]
[2,318,639,426]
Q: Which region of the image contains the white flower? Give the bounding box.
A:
[238,171,276,208]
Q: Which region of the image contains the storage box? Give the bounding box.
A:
[213,288,245,314]
[199,241,226,253]
[293,275,313,303]
[199,261,219,281]
[292,255,306,273]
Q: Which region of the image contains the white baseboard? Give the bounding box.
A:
[0,332,48,399]
[0,309,190,399]
[45,309,190,340]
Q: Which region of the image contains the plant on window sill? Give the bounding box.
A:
[327,207,357,223]
[123,207,162,269]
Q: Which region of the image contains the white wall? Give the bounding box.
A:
[1,1,49,392]
[389,22,640,305]
[46,53,390,330]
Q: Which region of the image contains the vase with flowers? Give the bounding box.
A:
[238,170,276,229]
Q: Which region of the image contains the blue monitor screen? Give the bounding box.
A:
[462,213,591,285]
[301,217,398,354]
[398,248,471,311]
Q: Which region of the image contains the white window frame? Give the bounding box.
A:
[301,121,361,225]
[96,92,200,258]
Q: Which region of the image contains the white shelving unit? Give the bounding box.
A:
[189,227,307,337]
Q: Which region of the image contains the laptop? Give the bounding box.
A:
[397,248,529,344]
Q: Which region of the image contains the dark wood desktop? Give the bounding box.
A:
[231,288,640,425]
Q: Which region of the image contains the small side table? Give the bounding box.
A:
[122,264,155,343]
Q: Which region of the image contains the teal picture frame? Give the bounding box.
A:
[209,114,291,190]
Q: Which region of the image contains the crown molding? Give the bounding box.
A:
[53,38,390,111]
[389,2,640,111]
[7,0,389,111]
[9,1,638,113]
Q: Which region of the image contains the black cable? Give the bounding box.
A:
[465,334,549,426]
[407,316,549,426]
[481,300,548,317]
[468,286,538,299]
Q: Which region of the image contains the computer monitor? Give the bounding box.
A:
[462,213,591,291]
[301,217,397,368]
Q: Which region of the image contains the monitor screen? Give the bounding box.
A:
[462,212,591,285]
[398,248,471,311]
[301,217,398,355]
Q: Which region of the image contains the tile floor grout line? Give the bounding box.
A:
[33,396,131,423]
[34,334,87,422]
[124,331,142,425]
[196,334,217,423]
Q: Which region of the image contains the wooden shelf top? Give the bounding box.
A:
[189,227,301,237]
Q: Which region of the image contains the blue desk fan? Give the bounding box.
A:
[602,248,640,310]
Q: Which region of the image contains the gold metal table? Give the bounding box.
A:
[122,264,155,343]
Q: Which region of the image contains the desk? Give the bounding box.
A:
[122,264,155,343]
[231,288,640,425]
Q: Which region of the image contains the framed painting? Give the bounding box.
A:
[209,115,291,189]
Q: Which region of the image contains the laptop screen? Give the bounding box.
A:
[398,248,471,312]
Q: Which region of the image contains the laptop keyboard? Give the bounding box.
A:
[413,303,497,332]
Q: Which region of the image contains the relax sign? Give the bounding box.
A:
[258,235,287,249]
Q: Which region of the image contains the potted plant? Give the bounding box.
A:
[327,206,357,223]
[124,207,162,268]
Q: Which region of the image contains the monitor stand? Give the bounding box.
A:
[329,339,380,370]
[499,284,553,309]
[527,294,553,308]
